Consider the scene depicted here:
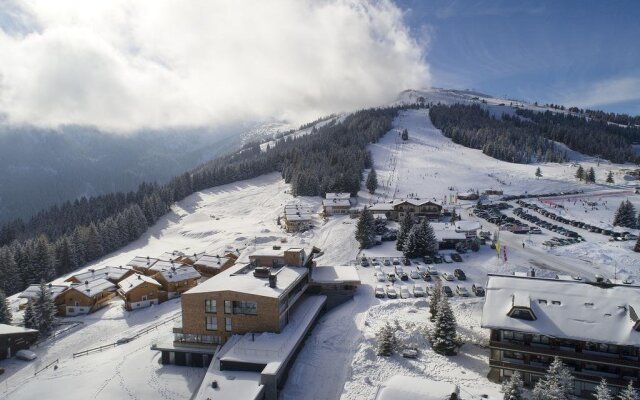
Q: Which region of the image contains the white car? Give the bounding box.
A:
[400,287,411,299]
[409,270,421,280]
[456,285,470,297]
[375,285,386,298]
[386,286,398,299]
[443,254,453,263]
[442,272,455,281]
[374,265,382,273]
[16,350,37,361]
[413,285,425,297]
[375,271,386,282]
[416,265,427,273]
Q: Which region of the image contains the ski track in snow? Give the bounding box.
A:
[2,102,639,400]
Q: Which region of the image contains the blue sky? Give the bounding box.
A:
[395,0,640,115]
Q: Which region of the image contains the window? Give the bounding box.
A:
[206,316,217,331]
[205,299,217,313]
[224,300,232,314]
[232,301,257,315]
[551,300,561,305]
[508,307,536,321]
[538,299,547,305]
[141,295,148,301]
[225,317,232,332]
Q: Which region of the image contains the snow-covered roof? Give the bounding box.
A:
[0,323,39,335]
[148,259,183,273]
[375,376,459,400]
[311,265,360,283]
[127,256,158,269]
[482,274,640,347]
[194,254,232,269]
[322,198,351,207]
[325,192,351,200]
[284,212,312,221]
[220,296,326,366]
[19,284,68,300]
[369,199,442,212]
[156,266,201,283]
[369,202,395,211]
[117,273,161,294]
[68,266,132,283]
[68,278,116,298]
[431,222,467,241]
[185,263,308,298]
[237,246,305,263]
[454,220,481,232]
[158,251,188,261]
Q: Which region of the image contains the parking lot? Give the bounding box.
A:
[359,255,486,301]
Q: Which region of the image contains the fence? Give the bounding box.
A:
[34,359,59,376]
[72,313,181,358]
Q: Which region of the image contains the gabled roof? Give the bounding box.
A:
[127,256,159,270]
[194,254,233,269]
[482,274,640,347]
[148,259,184,273]
[117,273,161,294]
[0,324,39,335]
[68,278,116,298]
[185,263,308,298]
[67,266,132,283]
[322,199,351,207]
[19,284,68,300]
[156,266,201,283]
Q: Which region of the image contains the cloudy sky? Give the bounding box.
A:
[0,0,428,132]
[0,0,638,133]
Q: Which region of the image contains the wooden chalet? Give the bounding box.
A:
[58,278,117,316]
[117,273,162,311]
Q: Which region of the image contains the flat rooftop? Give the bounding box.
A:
[311,265,360,283]
[375,376,459,400]
[482,274,640,347]
[185,263,308,298]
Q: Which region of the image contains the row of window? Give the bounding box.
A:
[206,316,233,332]
[205,299,258,315]
[501,330,638,357]
[175,333,222,344]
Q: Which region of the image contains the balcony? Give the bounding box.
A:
[490,341,640,369]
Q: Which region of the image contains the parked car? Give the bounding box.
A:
[374,265,382,273]
[529,227,542,234]
[416,265,427,273]
[360,258,369,267]
[456,285,470,297]
[413,285,425,297]
[375,272,386,282]
[386,273,397,282]
[402,258,411,266]
[398,271,409,281]
[433,255,444,264]
[392,258,400,265]
[442,272,455,281]
[441,285,453,297]
[453,269,466,280]
[383,258,391,266]
[420,272,432,281]
[401,348,418,359]
[400,287,411,299]
[16,350,37,361]
[375,285,386,298]
[443,254,453,263]
[472,284,485,297]
[422,256,433,264]
[409,270,421,280]
[386,286,398,299]
[427,266,439,276]
[451,253,463,262]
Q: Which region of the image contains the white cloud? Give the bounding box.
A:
[0,0,430,132]
[559,76,640,110]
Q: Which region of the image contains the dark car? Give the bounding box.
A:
[422,256,433,264]
[441,285,453,297]
[472,284,485,296]
[420,272,432,282]
[454,269,466,280]
[451,253,463,262]
[433,255,444,264]
[402,258,411,266]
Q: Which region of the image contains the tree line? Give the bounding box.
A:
[430,104,568,164]
[0,106,409,296]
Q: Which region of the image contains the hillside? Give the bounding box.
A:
[2,101,639,400]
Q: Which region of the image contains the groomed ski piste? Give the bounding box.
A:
[2,89,639,400]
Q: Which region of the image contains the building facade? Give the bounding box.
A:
[482,274,640,397]
[117,274,162,311]
[369,199,443,221]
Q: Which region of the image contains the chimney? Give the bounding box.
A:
[269,274,277,288]
[137,275,142,280]
[595,274,604,283]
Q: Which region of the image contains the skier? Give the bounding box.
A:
[522,242,525,249]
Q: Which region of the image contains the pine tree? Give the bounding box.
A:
[586,167,596,183]
[31,235,56,282]
[606,171,614,184]
[366,168,378,194]
[396,213,414,251]
[613,200,637,229]
[401,128,408,140]
[429,279,442,321]
[450,208,458,222]
[535,167,542,178]
[23,300,36,330]
[635,235,640,253]
[422,219,439,256]
[532,357,574,400]
[0,247,22,295]
[355,207,376,249]
[575,165,585,181]
[618,380,639,400]
[502,372,524,400]
[376,322,394,356]
[430,291,458,355]
[33,281,57,336]
[403,225,420,258]
[595,379,613,400]
[0,290,12,324]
